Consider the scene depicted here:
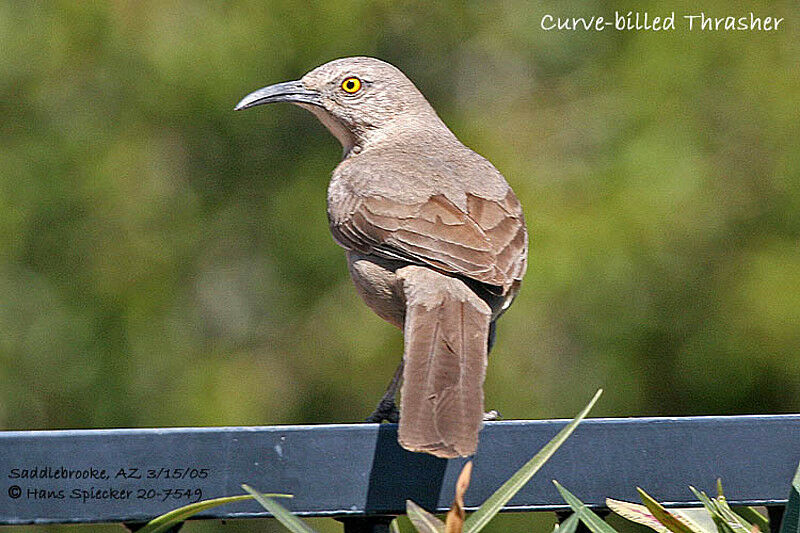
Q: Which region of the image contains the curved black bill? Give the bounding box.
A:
[234,80,322,111]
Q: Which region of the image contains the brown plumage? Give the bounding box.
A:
[236,57,528,458]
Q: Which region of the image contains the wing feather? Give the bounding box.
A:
[331,190,526,294]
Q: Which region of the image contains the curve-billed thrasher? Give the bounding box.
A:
[236,57,527,458]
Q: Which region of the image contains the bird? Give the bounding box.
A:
[235,57,527,458]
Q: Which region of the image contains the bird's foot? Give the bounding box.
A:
[483,410,502,421]
[366,397,400,423]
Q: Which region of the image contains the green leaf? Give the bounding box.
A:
[242,484,318,533]
[638,488,707,533]
[407,499,445,533]
[552,513,580,533]
[688,486,733,533]
[713,494,757,533]
[553,481,618,533]
[714,514,740,533]
[781,460,800,533]
[688,487,718,516]
[391,518,402,533]
[137,493,291,533]
[606,498,671,533]
[717,507,755,533]
[732,506,769,533]
[710,482,752,532]
[463,389,603,533]
[689,485,752,533]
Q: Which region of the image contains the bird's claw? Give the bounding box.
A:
[483,409,502,421]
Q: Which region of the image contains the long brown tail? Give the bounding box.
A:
[397,267,492,458]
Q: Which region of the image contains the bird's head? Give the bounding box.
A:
[235,57,438,154]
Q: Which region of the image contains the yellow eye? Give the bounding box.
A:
[341,77,362,94]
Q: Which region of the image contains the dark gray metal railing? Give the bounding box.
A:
[2,415,799,531]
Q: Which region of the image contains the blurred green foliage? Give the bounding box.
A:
[1,0,798,531]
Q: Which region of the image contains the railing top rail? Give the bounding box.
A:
[2,414,798,525]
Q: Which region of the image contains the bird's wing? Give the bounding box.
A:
[330,190,527,294]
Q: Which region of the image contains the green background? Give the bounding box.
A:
[1,1,798,531]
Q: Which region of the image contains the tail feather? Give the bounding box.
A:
[397,267,491,458]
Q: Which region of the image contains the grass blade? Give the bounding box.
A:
[709,481,753,533]
[688,486,734,533]
[137,493,291,533]
[718,507,757,533]
[553,481,618,533]
[391,518,402,533]
[242,484,318,533]
[688,486,717,515]
[553,513,580,533]
[463,389,603,533]
[714,497,757,533]
[639,488,707,533]
[407,499,446,533]
[733,507,769,533]
[606,498,671,533]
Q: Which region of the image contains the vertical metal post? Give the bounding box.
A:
[338,516,395,532]
[767,505,785,533]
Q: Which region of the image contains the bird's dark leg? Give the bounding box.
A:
[366,360,403,423]
[487,320,498,353]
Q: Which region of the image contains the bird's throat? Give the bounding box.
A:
[296,103,358,158]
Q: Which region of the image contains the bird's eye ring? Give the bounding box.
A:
[341,77,362,94]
